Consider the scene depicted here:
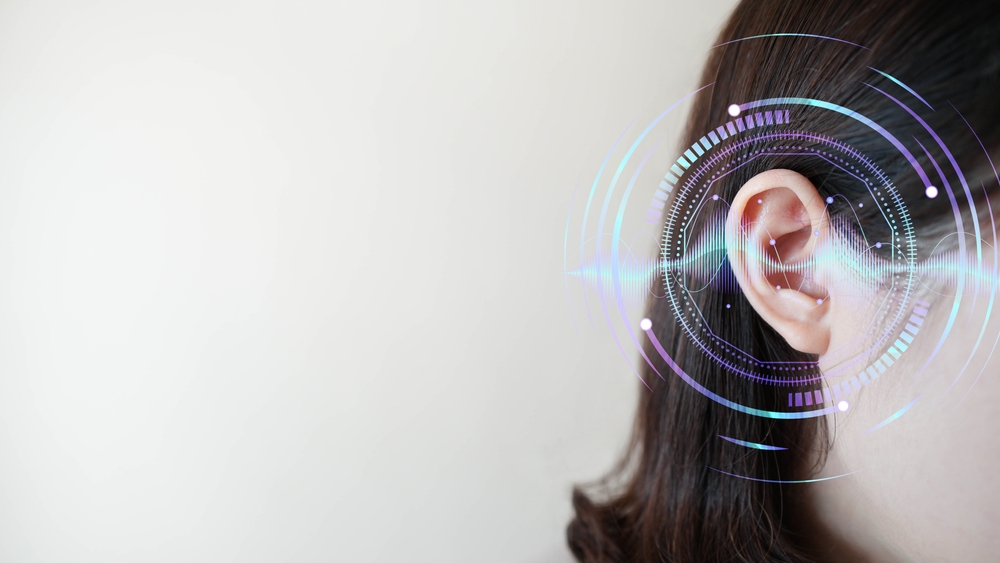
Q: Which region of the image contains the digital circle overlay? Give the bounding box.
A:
[563,35,1000,464]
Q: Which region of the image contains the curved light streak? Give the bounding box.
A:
[864,395,921,434]
[719,435,788,451]
[713,33,869,51]
[709,466,866,484]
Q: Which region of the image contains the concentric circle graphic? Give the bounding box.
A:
[564,36,1000,450]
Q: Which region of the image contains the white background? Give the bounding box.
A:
[0,1,735,561]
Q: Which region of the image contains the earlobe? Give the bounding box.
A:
[725,169,832,355]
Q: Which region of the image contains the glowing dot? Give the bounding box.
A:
[776,285,781,290]
[926,185,939,198]
[875,242,882,248]
[769,239,776,246]
[826,197,834,204]
[816,298,823,305]
[858,202,864,208]
[712,194,719,200]
[728,104,741,117]
[813,230,819,236]
[726,303,731,309]
[837,401,849,412]
[639,318,652,331]
[757,198,763,204]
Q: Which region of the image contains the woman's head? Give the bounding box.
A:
[569,0,1000,561]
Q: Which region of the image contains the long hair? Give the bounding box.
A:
[567,1,1000,561]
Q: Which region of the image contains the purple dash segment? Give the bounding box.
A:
[867,366,880,381]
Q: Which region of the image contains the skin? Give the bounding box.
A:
[728,170,1000,562]
[806,299,1000,562]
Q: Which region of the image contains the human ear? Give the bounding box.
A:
[725,169,832,355]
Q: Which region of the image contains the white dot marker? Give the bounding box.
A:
[769,239,776,246]
[757,199,763,204]
[814,230,819,236]
[712,194,719,200]
[726,303,731,309]
[826,196,834,204]
[837,401,849,412]
[858,202,864,208]
[639,318,652,331]
[926,185,939,198]
[728,104,741,117]
[776,285,782,290]
[816,298,824,305]
[875,242,882,249]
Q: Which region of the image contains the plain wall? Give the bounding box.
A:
[0,1,736,561]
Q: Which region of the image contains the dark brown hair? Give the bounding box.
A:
[567,1,1000,561]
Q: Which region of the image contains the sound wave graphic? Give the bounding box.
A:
[568,255,661,305]
[568,213,997,303]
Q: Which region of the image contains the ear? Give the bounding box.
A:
[725,169,832,355]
